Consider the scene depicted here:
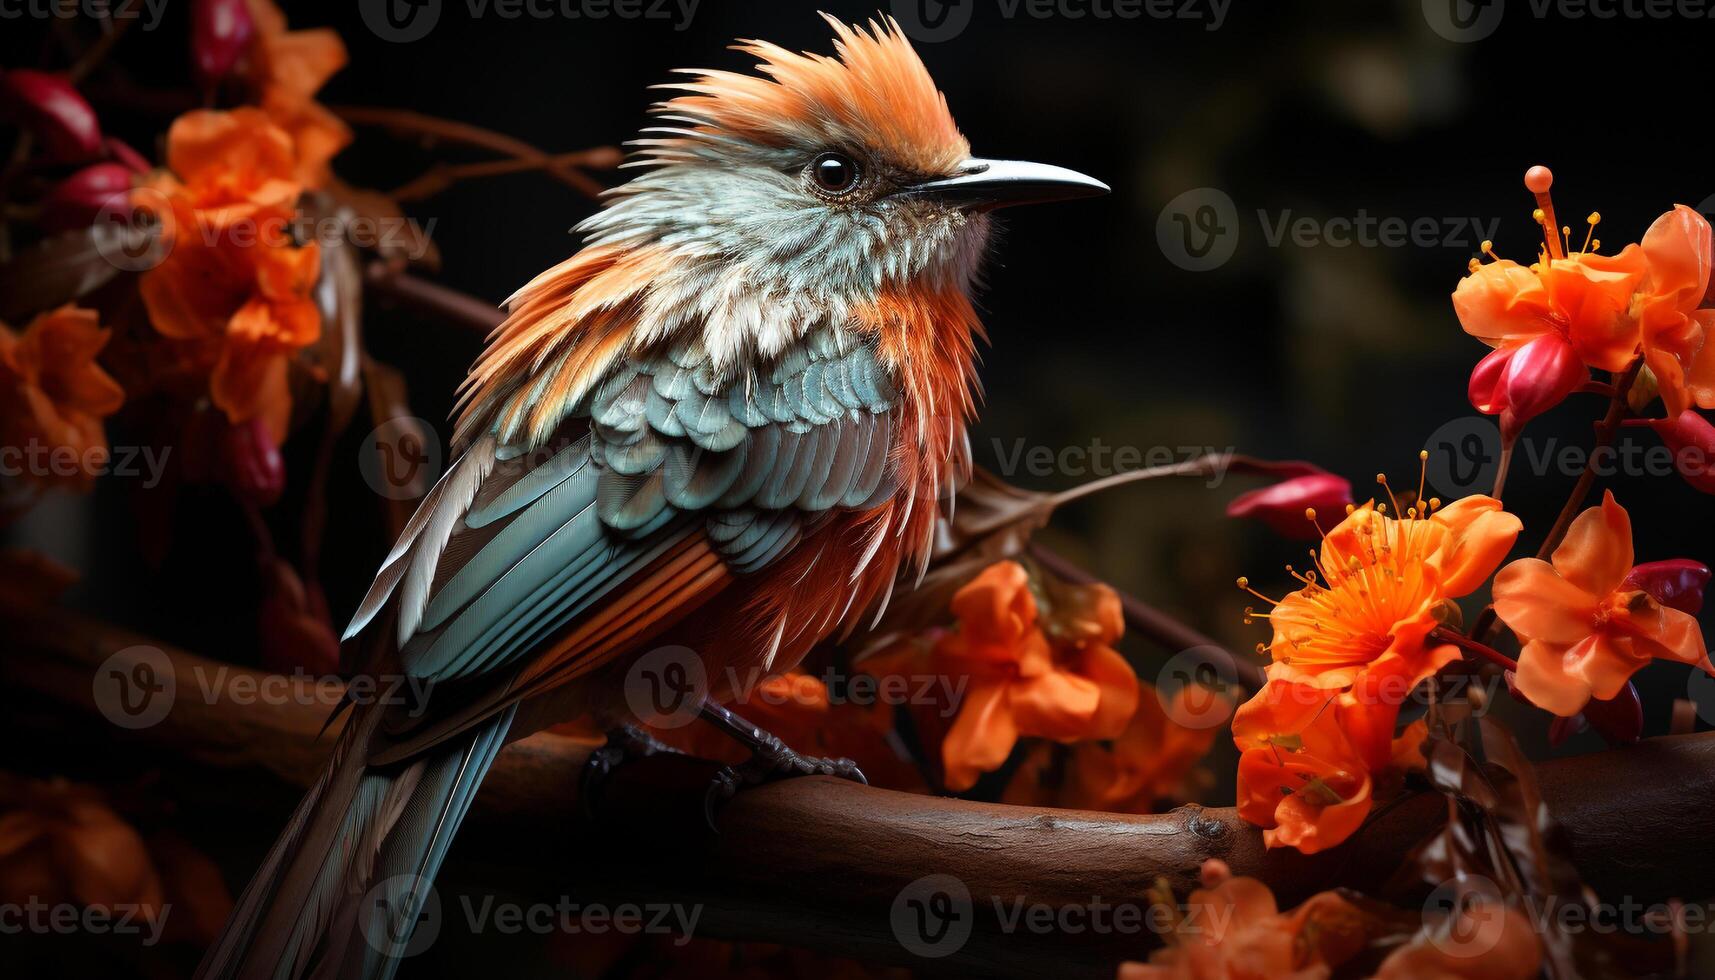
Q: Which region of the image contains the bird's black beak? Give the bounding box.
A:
[904,157,1109,210]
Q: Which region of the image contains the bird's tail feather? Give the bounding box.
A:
[198,703,517,980]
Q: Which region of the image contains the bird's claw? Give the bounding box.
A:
[581,724,678,820]
[700,741,867,832]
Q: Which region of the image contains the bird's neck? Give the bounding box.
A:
[858,282,984,577]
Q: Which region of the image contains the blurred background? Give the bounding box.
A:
[3,0,1714,973]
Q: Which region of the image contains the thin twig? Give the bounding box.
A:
[1430,625,1518,672]
[389,146,625,203]
[332,105,619,199]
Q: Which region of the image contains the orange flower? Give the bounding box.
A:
[1007,682,1225,812]
[1635,204,1715,417]
[139,109,321,442]
[934,561,1139,792]
[1265,493,1520,696]
[1454,247,1646,375]
[0,773,164,919]
[241,0,350,187]
[1232,680,1374,854]
[1372,898,1541,980]
[149,108,300,231]
[1118,859,1375,979]
[1494,490,1713,716]
[0,305,124,488]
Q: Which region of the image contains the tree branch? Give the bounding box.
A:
[4,607,1711,977]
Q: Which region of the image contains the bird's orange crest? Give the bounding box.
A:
[653,14,970,176]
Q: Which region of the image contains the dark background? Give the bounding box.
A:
[9,0,1715,762]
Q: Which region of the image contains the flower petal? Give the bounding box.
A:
[1552,490,1634,596]
[1514,639,1593,716]
[940,682,1019,791]
[1428,495,1522,597]
[1493,558,1599,645]
[1072,643,1140,740]
[1010,669,1102,741]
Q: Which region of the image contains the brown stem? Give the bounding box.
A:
[1429,625,1517,672]
[332,105,619,199]
[388,146,625,203]
[68,14,135,82]
[365,262,503,332]
[1473,358,1642,644]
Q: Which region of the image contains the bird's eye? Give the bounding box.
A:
[809,152,862,196]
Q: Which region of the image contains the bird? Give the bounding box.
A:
[198,14,1106,980]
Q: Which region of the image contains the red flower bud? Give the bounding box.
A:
[1468,345,1512,415]
[222,417,285,508]
[1641,411,1715,494]
[1581,681,1643,747]
[1547,713,1580,747]
[191,0,257,87]
[0,69,101,161]
[1623,559,1711,615]
[37,162,133,232]
[1226,469,1353,540]
[1468,335,1587,440]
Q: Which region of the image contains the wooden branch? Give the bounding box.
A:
[5,607,1713,977]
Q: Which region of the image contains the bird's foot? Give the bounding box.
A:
[698,701,865,830]
[581,724,679,819]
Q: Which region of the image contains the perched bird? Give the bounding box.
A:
[199,15,1105,980]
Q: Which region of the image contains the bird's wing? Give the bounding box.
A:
[344,320,901,736]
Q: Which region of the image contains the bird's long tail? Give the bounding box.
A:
[197,701,517,980]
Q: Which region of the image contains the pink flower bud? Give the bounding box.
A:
[222,417,285,507]
[1226,469,1353,540]
[1623,559,1711,615]
[0,69,101,161]
[1468,335,1587,440]
[191,0,257,87]
[1641,411,1715,494]
[1467,345,1513,415]
[37,162,133,232]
